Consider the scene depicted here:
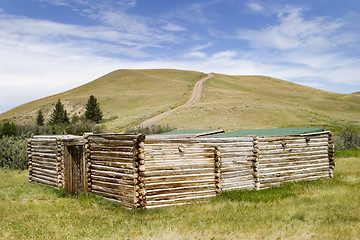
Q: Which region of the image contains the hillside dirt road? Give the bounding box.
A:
[139,73,214,127]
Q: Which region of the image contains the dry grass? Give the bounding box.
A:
[0,69,205,131]
[157,74,360,130]
[0,155,359,239]
[1,70,360,132]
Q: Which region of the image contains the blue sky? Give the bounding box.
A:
[0,0,360,113]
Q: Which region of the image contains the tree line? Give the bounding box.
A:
[0,95,104,170]
[1,95,104,138]
[36,95,103,126]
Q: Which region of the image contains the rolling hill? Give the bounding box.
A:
[1,69,359,132]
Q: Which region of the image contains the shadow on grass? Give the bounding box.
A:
[213,178,330,203]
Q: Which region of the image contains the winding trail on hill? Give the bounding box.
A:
[139,73,214,127]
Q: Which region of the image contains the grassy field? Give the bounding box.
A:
[1,69,360,132]
[158,74,360,130]
[1,155,359,239]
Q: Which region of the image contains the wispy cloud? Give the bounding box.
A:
[162,22,186,32]
[247,1,264,12]
[237,7,345,51]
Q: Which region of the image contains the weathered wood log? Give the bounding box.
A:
[259,150,328,158]
[138,141,145,148]
[258,158,329,168]
[146,185,215,196]
[258,162,330,174]
[138,165,145,172]
[221,170,253,178]
[146,191,216,204]
[91,164,134,174]
[143,167,214,177]
[137,153,145,160]
[31,167,58,176]
[258,146,328,155]
[145,174,215,184]
[31,176,58,187]
[91,150,133,158]
[91,180,133,196]
[144,147,215,155]
[90,160,133,170]
[31,162,57,171]
[90,155,134,163]
[259,172,329,185]
[145,162,215,171]
[31,158,57,166]
[91,185,134,202]
[221,184,255,191]
[91,190,134,208]
[88,134,138,141]
[259,167,330,179]
[90,169,134,181]
[259,171,330,183]
[257,153,329,163]
[31,153,58,161]
[259,135,328,142]
[31,172,58,183]
[145,179,216,190]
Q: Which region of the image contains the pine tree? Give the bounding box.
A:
[36,110,44,126]
[49,99,69,125]
[85,95,103,123]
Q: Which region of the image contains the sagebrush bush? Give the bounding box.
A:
[0,136,28,170]
[334,124,360,151]
[66,118,105,135]
[125,124,176,135]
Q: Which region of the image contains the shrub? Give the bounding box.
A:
[0,136,28,170]
[66,117,105,135]
[333,123,360,151]
[0,121,17,138]
[124,124,176,135]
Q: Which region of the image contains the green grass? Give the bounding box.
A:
[335,149,360,158]
[1,156,359,239]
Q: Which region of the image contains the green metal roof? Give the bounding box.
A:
[160,129,220,135]
[205,127,325,138]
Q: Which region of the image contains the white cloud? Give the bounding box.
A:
[212,50,237,59]
[247,1,264,12]
[237,7,344,50]
[183,51,206,59]
[162,22,186,32]
[192,42,213,51]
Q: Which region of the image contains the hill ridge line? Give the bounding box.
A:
[138,73,214,127]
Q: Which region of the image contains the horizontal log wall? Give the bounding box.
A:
[28,136,64,188]
[27,131,334,209]
[144,137,218,209]
[257,133,331,189]
[87,134,142,209]
[213,137,256,191]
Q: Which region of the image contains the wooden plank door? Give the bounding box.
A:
[64,145,86,195]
